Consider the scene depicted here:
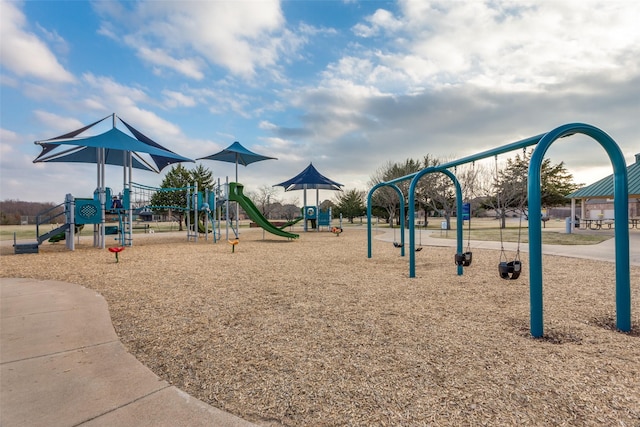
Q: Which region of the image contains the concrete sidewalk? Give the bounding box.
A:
[0,278,257,427]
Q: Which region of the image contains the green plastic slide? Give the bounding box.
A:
[228,182,299,239]
[278,216,303,229]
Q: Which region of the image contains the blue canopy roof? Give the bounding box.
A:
[197,141,276,166]
[35,145,157,171]
[37,127,192,163]
[274,163,343,191]
[34,115,193,172]
[118,118,191,171]
[197,140,276,183]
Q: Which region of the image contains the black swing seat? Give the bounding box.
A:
[454,251,472,266]
[499,260,522,280]
[393,242,404,248]
[463,251,472,266]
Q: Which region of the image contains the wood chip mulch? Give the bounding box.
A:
[1,228,639,426]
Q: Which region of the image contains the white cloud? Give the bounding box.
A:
[345,0,640,92]
[162,90,197,108]
[258,121,277,131]
[82,73,154,109]
[0,0,75,83]
[352,8,402,37]
[35,23,69,55]
[33,111,84,134]
[2,0,638,204]
[96,0,295,80]
[0,128,20,146]
[67,74,193,153]
[135,46,205,80]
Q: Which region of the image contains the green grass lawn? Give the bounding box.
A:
[3,218,613,246]
[0,221,186,241]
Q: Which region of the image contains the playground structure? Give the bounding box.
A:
[14,182,205,253]
[275,163,344,232]
[28,116,342,245]
[367,123,631,337]
[13,194,76,254]
[301,205,334,231]
[15,175,324,254]
[228,182,298,239]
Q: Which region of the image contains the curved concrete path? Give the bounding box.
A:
[0,278,256,427]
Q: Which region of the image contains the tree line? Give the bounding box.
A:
[328,149,581,227]
[0,200,62,225]
[363,149,580,229]
[2,152,579,228]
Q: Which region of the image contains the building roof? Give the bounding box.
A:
[566,154,640,199]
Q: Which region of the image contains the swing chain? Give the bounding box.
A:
[495,155,506,254]
[495,153,524,280]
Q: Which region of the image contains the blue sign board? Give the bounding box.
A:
[462,203,471,220]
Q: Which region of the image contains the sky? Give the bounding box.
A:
[1,0,639,206]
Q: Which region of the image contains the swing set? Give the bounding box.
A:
[377,152,531,281]
[366,123,632,338]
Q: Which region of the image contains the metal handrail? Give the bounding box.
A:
[36,202,66,242]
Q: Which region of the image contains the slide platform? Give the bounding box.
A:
[228,182,299,239]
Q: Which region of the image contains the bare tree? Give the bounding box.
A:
[368,162,400,226]
[456,162,490,218]
[247,185,281,219]
[281,204,302,221]
[473,155,527,228]
[368,159,421,227]
[415,155,477,230]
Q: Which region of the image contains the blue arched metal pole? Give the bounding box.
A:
[408,167,464,277]
[367,182,407,258]
[528,123,630,337]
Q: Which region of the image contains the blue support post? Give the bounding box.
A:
[528,123,630,337]
[367,182,406,258]
[408,168,464,277]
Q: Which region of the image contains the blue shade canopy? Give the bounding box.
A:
[31,114,194,250]
[35,127,193,167]
[34,145,158,172]
[197,141,276,182]
[118,118,191,171]
[34,114,194,172]
[274,162,343,191]
[197,141,276,166]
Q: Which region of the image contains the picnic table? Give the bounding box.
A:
[581,218,614,230]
